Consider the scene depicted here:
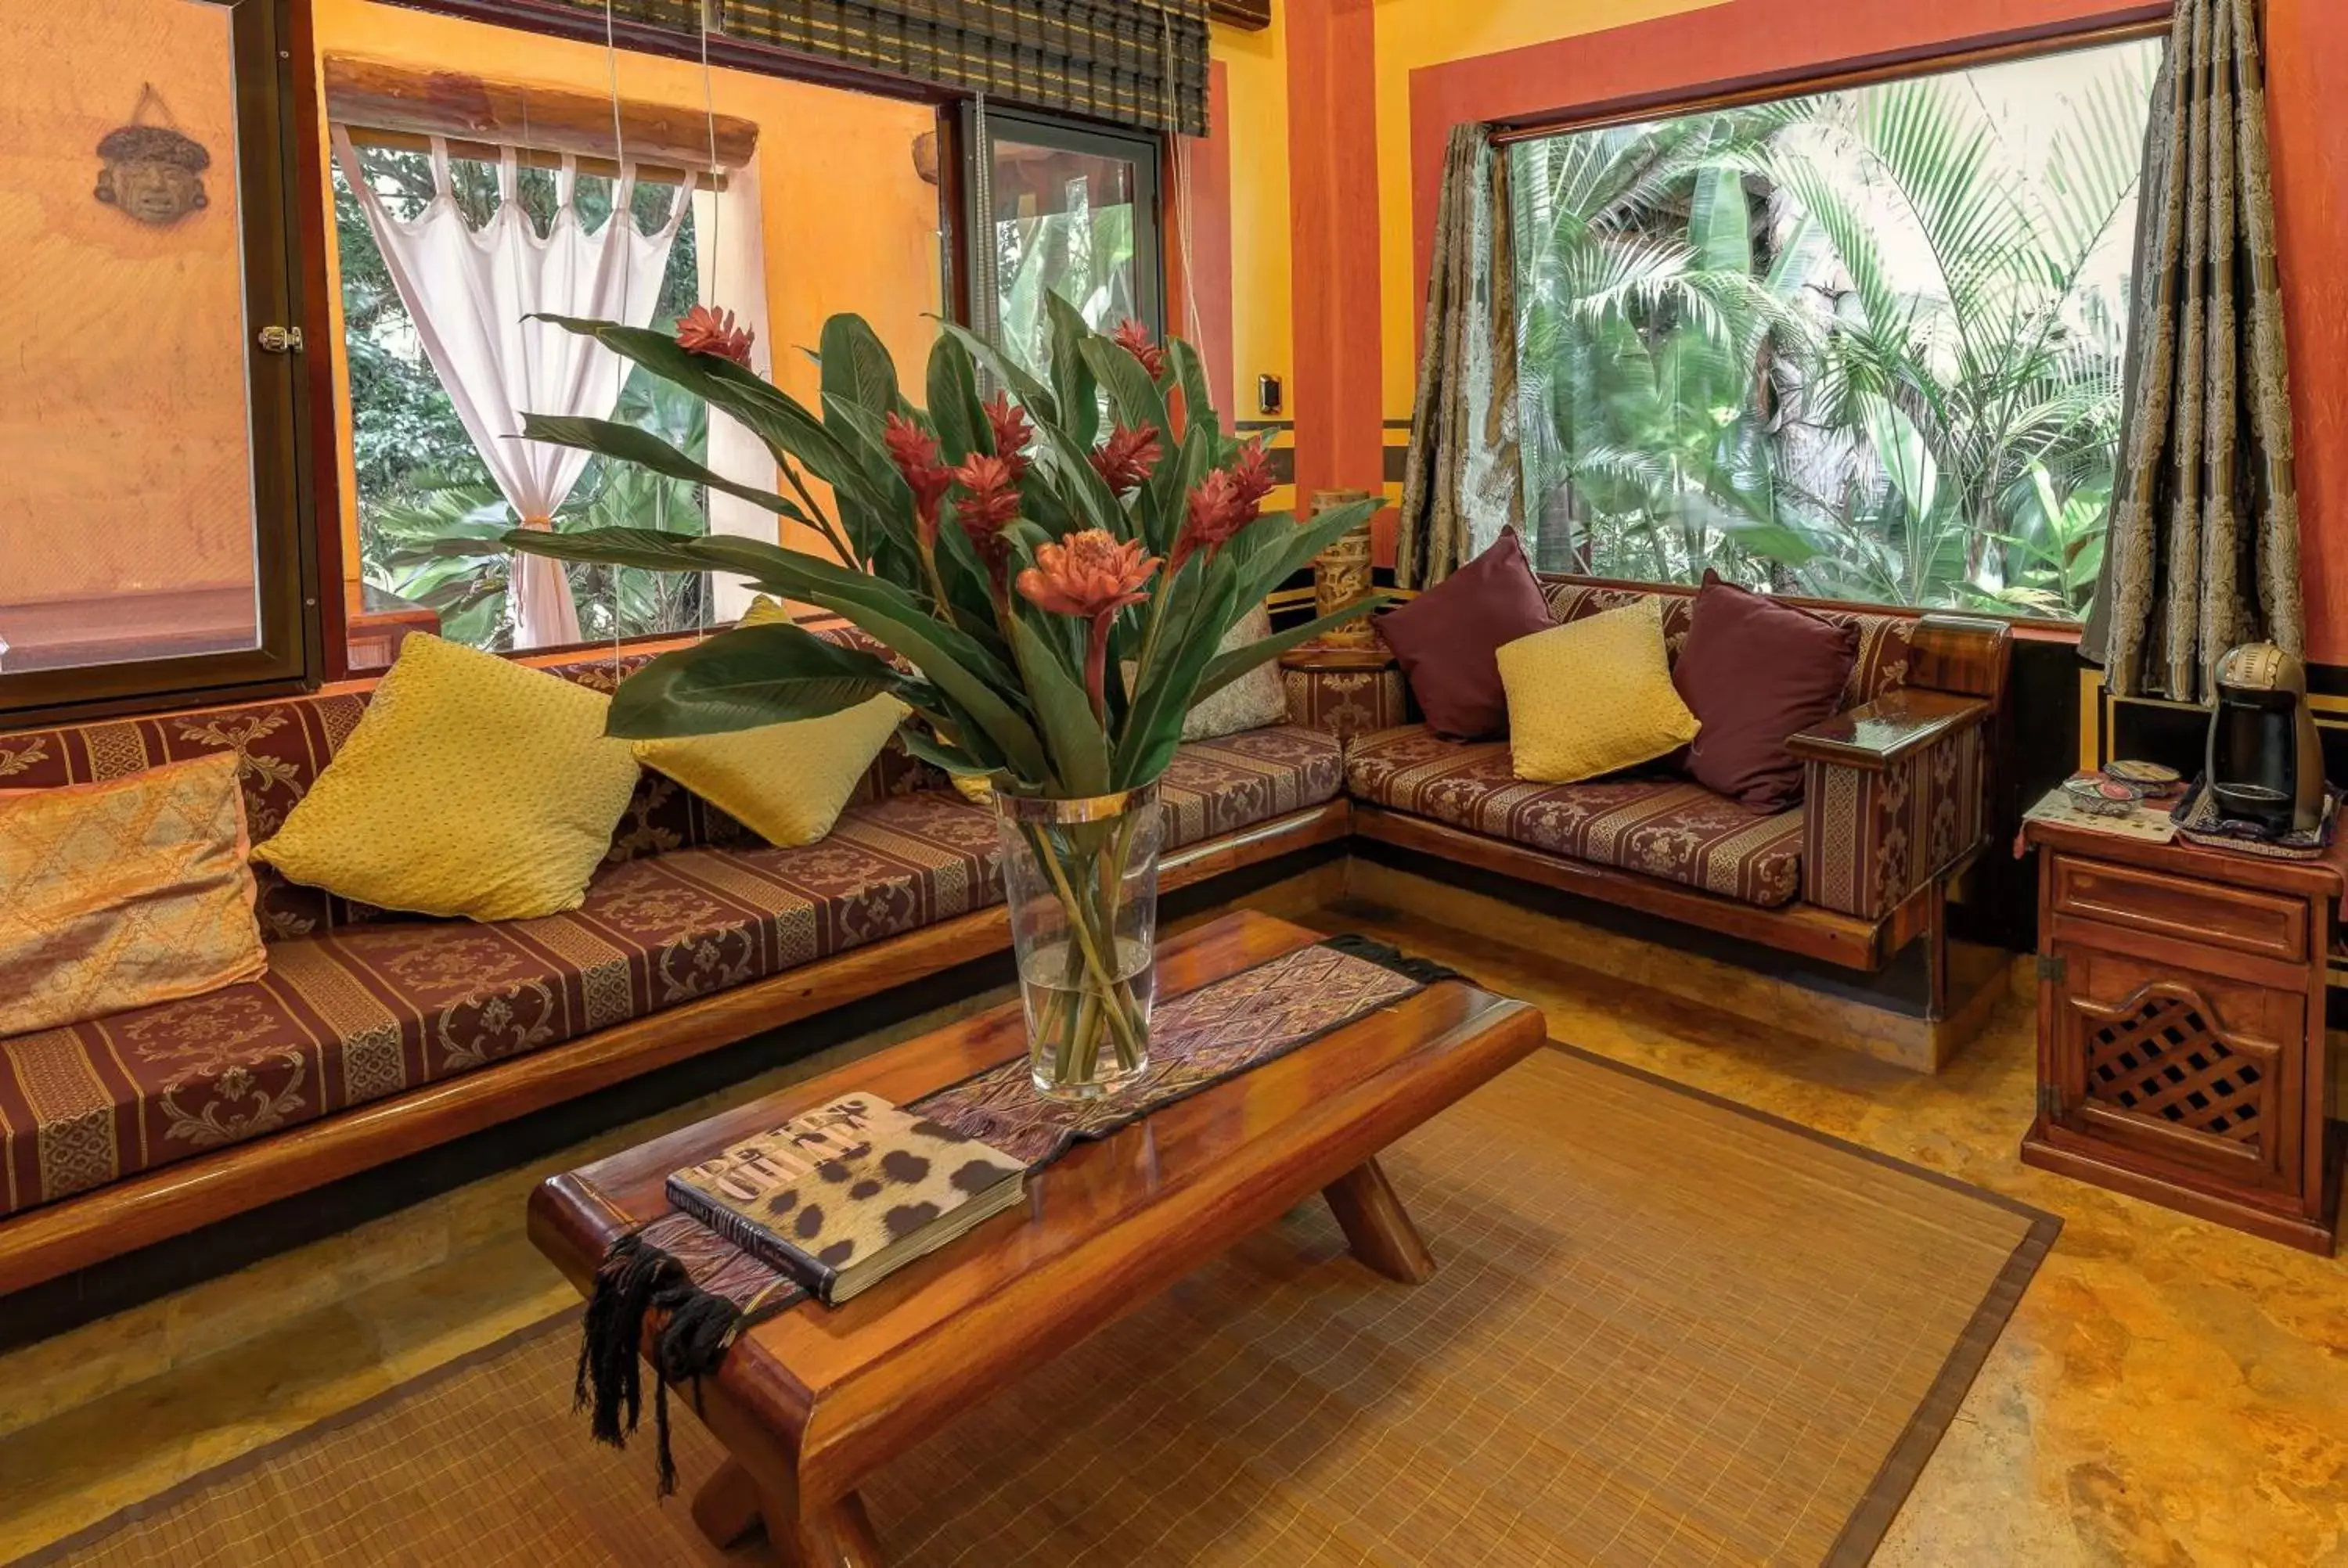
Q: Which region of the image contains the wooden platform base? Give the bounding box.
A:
[2021,1125,2343,1257]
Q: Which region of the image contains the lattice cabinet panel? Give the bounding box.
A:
[2023,814,2341,1255]
[2061,979,2287,1181]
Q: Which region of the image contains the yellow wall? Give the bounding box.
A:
[1212,16,1293,433]
[1368,0,1726,419]
[309,0,943,586]
[0,0,257,610]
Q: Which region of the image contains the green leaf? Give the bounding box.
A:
[1232,499,1380,611]
[925,333,985,465]
[502,524,1053,782]
[1115,569,1237,789]
[897,722,992,778]
[1009,615,1111,797]
[1079,336,1168,440]
[1193,595,1393,707]
[1165,337,1222,448]
[606,621,906,739]
[1045,292,1102,448]
[531,315,888,521]
[819,314,898,419]
[520,414,808,524]
[932,318,1057,425]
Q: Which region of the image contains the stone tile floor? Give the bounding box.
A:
[2,895,2343,1565]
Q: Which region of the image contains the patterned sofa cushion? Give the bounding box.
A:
[0,789,997,1218]
[0,725,1342,1218]
[1161,725,1343,847]
[1347,725,1802,909]
[1541,581,1914,711]
[0,642,946,944]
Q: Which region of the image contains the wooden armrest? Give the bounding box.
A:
[1786,689,1990,773]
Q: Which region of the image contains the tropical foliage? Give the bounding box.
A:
[335,149,710,650]
[502,298,1381,797]
[1511,41,2159,619]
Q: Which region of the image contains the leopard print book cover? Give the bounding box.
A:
[664,1095,1025,1304]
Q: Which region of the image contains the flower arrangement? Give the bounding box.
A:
[506,299,1383,1095]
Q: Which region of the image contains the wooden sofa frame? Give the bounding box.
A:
[1336,603,2012,1009]
[0,597,2010,1302]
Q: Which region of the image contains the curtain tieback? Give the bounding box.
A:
[517,513,555,532]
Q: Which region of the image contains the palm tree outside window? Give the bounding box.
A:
[1509,38,2161,620]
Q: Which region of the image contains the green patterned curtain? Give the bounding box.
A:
[1396,124,1525,590]
[499,0,1209,137]
[2083,0,2302,701]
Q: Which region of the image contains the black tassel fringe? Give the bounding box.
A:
[573,1232,744,1498]
[1319,931,1467,987]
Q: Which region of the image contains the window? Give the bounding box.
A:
[333,144,711,658]
[0,0,316,718]
[1509,38,2161,620]
[967,108,1165,383]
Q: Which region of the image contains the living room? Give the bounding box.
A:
[2,0,2342,1563]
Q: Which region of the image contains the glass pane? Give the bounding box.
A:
[335,146,709,662]
[1509,39,2160,620]
[0,0,262,674]
[991,136,1145,382]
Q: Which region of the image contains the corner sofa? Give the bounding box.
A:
[0,576,2006,1298]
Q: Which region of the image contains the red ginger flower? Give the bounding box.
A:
[1089,423,1162,497]
[1111,318,1165,381]
[1017,529,1162,722]
[883,413,954,549]
[950,452,1024,590]
[981,390,1034,480]
[1171,441,1277,571]
[1230,438,1276,512]
[675,304,754,368]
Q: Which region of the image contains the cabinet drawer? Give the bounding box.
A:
[2051,856,2307,963]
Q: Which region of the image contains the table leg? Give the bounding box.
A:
[690,1456,764,1548]
[792,1490,884,1568]
[1323,1156,1435,1284]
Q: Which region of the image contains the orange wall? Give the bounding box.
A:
[1235,0,2348,649]
[308,0,943,584]
[0,0,257,608]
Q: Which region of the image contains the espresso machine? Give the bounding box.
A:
[2205,642,2328,835]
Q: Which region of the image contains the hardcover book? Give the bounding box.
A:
[664,1094,1025,1305]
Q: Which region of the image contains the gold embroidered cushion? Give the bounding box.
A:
[1121,605,1287,745]
[1496,596,1701,784]
[634,694,910,849]
[1177,606,1288,742]
[252,635,643,921]
[0,753,267,1038]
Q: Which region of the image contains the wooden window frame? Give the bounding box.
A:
[0,0,330,728]
[959,104,1169,362]
[1493,14,2170,634]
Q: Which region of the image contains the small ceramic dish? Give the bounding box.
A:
[2104,759,2183,791]
[2065,775,2145,818]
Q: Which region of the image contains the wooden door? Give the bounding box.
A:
[2047,944,2303,1193]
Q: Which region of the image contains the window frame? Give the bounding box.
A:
[1493,16,2170,633]
[0,0,326,728]
[959,103,1168,367]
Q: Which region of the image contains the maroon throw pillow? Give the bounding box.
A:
[1672,571,1858,811]
[1375,528,1554,740]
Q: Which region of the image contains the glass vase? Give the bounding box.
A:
[994,782,1161,1102]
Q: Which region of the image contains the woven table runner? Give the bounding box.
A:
[574,934,1458,1491]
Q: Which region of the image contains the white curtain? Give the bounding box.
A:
[332,128,692,649]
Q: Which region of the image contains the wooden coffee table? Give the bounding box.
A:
[528,911,1543,1566]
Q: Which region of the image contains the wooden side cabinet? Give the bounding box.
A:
[2022,818,2345,1254]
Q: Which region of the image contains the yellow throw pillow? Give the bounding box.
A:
[635,695,909,848]
[253,635,643,921]
[0,753,268,1038]
[1496,597,1700,784]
